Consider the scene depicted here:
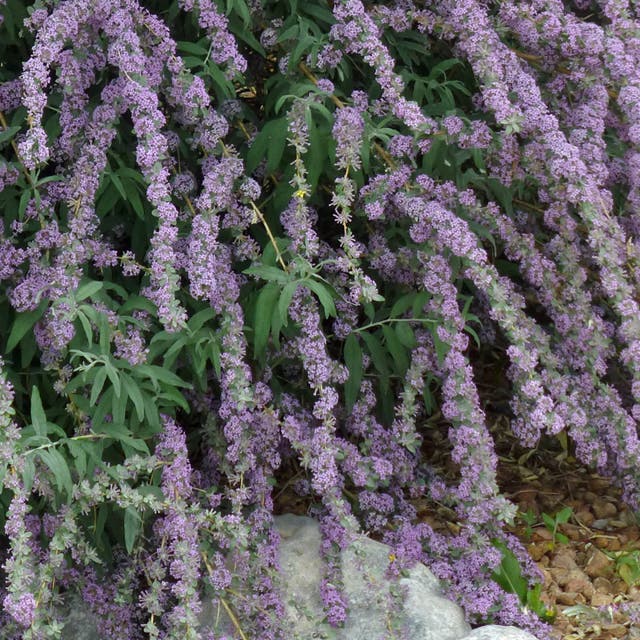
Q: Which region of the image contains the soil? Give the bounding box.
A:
[423,414,640,640]
[273,411,640,640]
[494,428,640,640]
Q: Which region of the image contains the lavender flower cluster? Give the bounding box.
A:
[1,0,640,638]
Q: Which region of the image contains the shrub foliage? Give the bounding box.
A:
[1,0,640,638]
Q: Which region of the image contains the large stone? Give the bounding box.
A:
[461,626,541,640]
[272,513,471,640]
[61,601,101,640]
[56,514,543,640]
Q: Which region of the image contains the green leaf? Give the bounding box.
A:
[465,324,481,349]
[0,125,20,144]
[22,456,35,493]
[135,365,192,389]
[270,302,283,350]
[93,421,149,454]
[254,283,280,359]
[30,386,48,437]
[382,325,409,374]
[119,295,158,316]
[243,264,290,284]
[306,124,327,193]
[121,373,145,422]
[65,439,87,479]
[618,556,640,586]
[156,387,190,413]
[75,280,104,301]
[5,301,48,353]
[246,117,288,175]
[38,449,73,499]
[162,335,187,369]
[278,281,298,327]
[18,189,31,221]
[277,22,300,43]
[112,385,127,425]
[90,367,107,406]
[231,16,266,55]
[128,186,146,219]
[98,314,111,354]
[20,330,38,369]
[289,33,315,68]
[176,40,209,56]
[262,236,290,266]
[344,334,362,411]
[77,310,93,346]
[302,3,335,24]
[137,484,165,502]
[360,332,389,375]
[303,279,336,318]
[395,322,417,349]
[187,307,216,333]
[95,504,108,539]
[492,543,528,603]
[542,513,555,532]
[123,507,141,554]
[423,383,435,415]
[411,291,431,317]
[390,293,415,318]
[142,395,162,435]
[96,183,120,217]
[431,330,450,366]
[109,172,127,201]
[556,506,572,524]
[104,362,121,398]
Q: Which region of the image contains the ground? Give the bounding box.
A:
[274,409,640,640]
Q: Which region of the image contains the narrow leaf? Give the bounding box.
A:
[90,367,107,406]
[38,449,73,499]
[121,373,145,422]
[278,281,298,327]
[5,301,47,353]
[344,334,362,411]
[124,507,141,554]
[75,280,103,301]
[254,283,280,359]
[30,386,47,437]
[303,279,336,318]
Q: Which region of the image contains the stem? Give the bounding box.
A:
[201,550,250,640]
[249,201,288,271]
[219,597,249,640]
[0,109,35,189]
[23,433,109,454]
[353,317,436,334]
[218,141,288,271]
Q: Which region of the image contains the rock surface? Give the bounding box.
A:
[463,627,541,640]
[60,514,541,640]
[272,512,471,640]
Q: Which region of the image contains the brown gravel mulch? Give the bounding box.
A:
[273,403,640,639]
[497,447,640,639]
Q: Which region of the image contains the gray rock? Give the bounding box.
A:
[60,599,101,640]
[274,513,335,639]
[55,514,541,640]
[461,626,541,640]
[273,513,472,640]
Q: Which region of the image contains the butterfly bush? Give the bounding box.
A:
[1,0,640,638]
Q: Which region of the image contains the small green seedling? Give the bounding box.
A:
[491,540,556,623]
[542,506,572,548]
[519,508,537,541]
[608,549,640,587]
